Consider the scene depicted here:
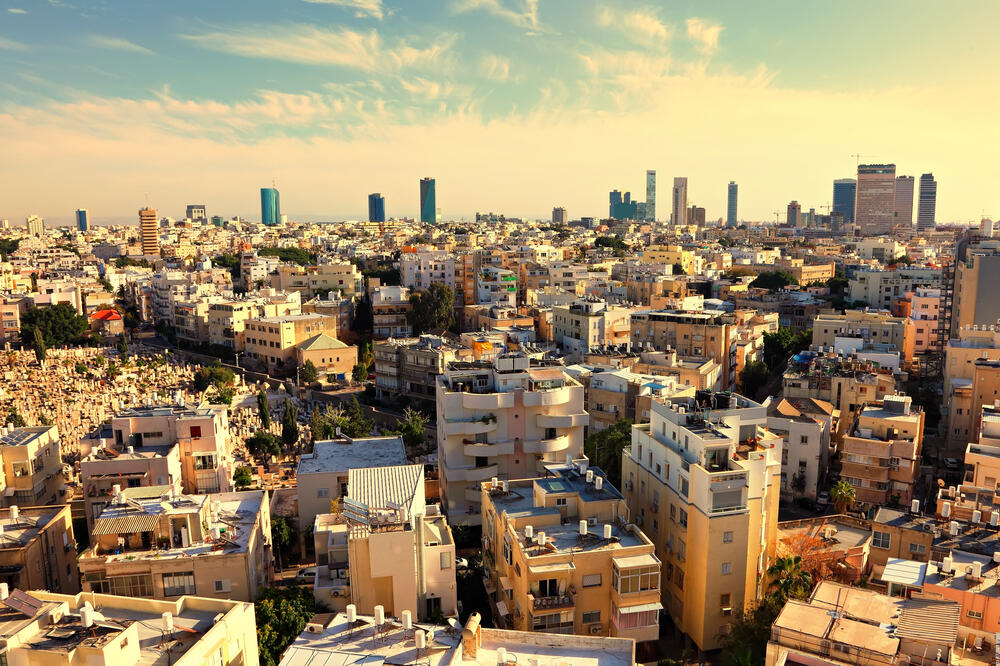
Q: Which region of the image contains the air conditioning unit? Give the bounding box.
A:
[588,517,598,526]
[589,623,603,634]
[722,607,733,617]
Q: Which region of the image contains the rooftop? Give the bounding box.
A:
[297,332,348,351]
[0,426,54,448]
[297,436,407,476]
[0,506,64,551]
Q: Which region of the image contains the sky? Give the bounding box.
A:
[1,0,999,225]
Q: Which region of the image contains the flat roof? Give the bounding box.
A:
[0,426,52,448]
[297,437,407,476]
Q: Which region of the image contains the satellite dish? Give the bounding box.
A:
[937,478,946,488]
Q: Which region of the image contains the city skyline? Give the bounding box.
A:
[2,1,998,223]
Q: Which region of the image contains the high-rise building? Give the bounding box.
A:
[186,204,207,222]
[832,178,857,224]
[26,215,43,237]
[646,169,656,221]
[786,200,801,227]
[671,177,688,225]
[726,181,738,227]
[75,208,89,232]
[917,173,937,231]
[894,176,914,227]
[260,186,280,226]
[211,215,225,227]
[609,190,638,220]
[688,204,706,227]
[368,193,386,223]
[855,164,896,235]
[552,206,567,225]
[420,177,436,223]
[139,206,158,256]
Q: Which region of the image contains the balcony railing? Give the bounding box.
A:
[530,590,575,613]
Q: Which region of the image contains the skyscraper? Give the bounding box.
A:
[185,204,207,222]
[671,177,688,226]
[75,209,89,232]
[26,215,43,237]
[368,193,386,223]
[260,187,280,226]
[552,207,567,225]
[894,175,915,227]
[419,177,436,223]
[832,178,857,224]
[609,190,637,220]
[645,170,656,221]
[726,181,738,227]
[855,164,896,235]
[139,207,158,256]
[917,173,937,231]
[786,201,801,227]
[687,205,706,227]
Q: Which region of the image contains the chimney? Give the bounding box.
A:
[462,612,482,659]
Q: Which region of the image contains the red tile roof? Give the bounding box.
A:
[90,309,122,321]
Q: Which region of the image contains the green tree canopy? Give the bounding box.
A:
[254,586,315,666]
[739,360,771,401]
[407,283,455,335]
[594,235,628,251]
[310,398,373,441]
[33,326,47,363]
[767,555,813,603]
[4,409,26,428]
[193,361,235,392]
[281,399,299,447]
[385,407,428,451]
[750,271,798,291]
[233,466,253,489]
[300,360,319,384]
[831,480,856,513]
[762,328,812,372]
[583,419,633,490]
[246,431,282,458]
[257,389,271,429]
[257,246,316,266]
[20,303,89,348]
[672,262,687,276]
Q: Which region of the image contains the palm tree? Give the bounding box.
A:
[830,480,856,514]
[767,555,812,602]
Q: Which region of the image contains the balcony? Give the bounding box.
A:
[537,413,589,429]
[529,590,575,614]
[463,441,514,458]
[444,419,499,437]
[450,464,499,483]
[461,392,515,410]
[522,386,572,407]
[523,435,570,454]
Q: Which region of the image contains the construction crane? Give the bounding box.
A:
[773,210,782,225]
[850,153,871,166]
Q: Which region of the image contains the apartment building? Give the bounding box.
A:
[848,266,943,309]
[243,313,338,374]
[0,590,258,666]
[371,285,413,339]
[630,310,739,389]
[295,436,407,530]
[952,236,1000,336]
[552,299,632,362]
[0,426,66,509]
[81,446,182,533]
[312,464,457,619]
[944,324,1000,448]
[400,249,456,291]
[0,505,79,594]
[812,311,916,363]
[270,261,363,298]
[481,461,662,642]
[585,367,693,432]
[78,489,272,602]
[206,293,301,350]
[301,293,354,339]
[435,354,587,526]
[641,245,703,274]
[766,398,835,500]
[621,391,783,651]
[631,349,724,391]
[477,266,518,307]
[239,251,281,289]
[783,350,898,414]
[374,335,469,402]
[841,395,924,509]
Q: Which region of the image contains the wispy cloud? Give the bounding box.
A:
[182,25,454,72]
[7,8,27,14]
[454,0,539,31]
[87,34,154,55]
[596,6,670,46]
[479,54,510,82]
[0,36,28,50]
[303,0,384,20]
[686,17,722,54]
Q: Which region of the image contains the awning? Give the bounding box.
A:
[3,488,13,497]
[528,562,575,575]
[612,553,659,569]
[499,576,514,591]
[618,601,663,614]
[92,513,159,535]
[881,558,927,587]
[496,601,509,616]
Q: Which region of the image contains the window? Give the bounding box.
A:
[679,509,688,528]
[109,574,154,597]
[214,579,232,593]
[190,425,202,438]
[317,488,330,498]
[555,498,567,506]
[503,538,513,565]
[582,610,601,624]
[162,571,196,596]
[723,531,733,543]
[582,573,602,588]
[872,531,890,549]
[194,454,217,470]
[800,435,809,445]
[909,543,927,554]
[721,593,732,615]
[721,562,732,575]
[613,565,660,594]
[968,609,983,620]
[440,552,452,569]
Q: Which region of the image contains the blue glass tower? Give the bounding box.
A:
[75,209,89,232]
[726,182,738,227]
[368,193,386,223]
[420,178,436,223]
[260,187,280,226]
[833,178,856,224]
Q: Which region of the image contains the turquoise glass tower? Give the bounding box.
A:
[261,187,280,226]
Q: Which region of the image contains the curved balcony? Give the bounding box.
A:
[455,464,499,483]
[523,435,570,454]
[463,441,515,458]
[444,419,498,437]
[462,392,515,410]
[522,386,572,407]
[537,413,589,429]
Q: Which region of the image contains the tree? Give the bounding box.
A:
[246,431,282,458]
[407,283,455,335]
[831,480,856,513]
[719,596,783,666]
[583,419,633,490]
[193,361,235,392]
[254,586,315,666]
[672,262,686,275]
[270,516,297,565]
[106,362,121,380]
[739,361,770,400]
[209,386,235,406]
[20,303,88,348]
[352,362,369,383]
[767,555,813,603]
[32,326,46,363]
[341,397,373,438]
[300,360,319,384]
[281,399,299,448]
[311,400,373,441]
[116,334,129,358]
[386,407,428,451]
[4,409,26,428]
[351,292,374,332]
[762,328,812,373]
[233,466,253,489]
[750,271,798,291]
[257,246,316,266]
[257,389,271,429]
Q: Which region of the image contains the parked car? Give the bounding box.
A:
[295,567,317,583]
[943,457,960,471]
[816,491,831,508]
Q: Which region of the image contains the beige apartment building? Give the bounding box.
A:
[312,464,457,619]
[552,299,632,362]
[206,294,301,351]
[641,245,703,274]
[952,237,1000,336]
[79,489,272,602]
[0,425,67,508]
[270,261,363,298]
[630,310,739,389]
[481,461,662,643]
[841,395,924,509]
[811,310,916,363]
[944,324,1000,447]
[435,354,587,526]
[1,590,258,666]
[0,504,79,594]
[244,312,338,374]
[374,335,468,402]
[782,351,897,415]
[585,367,694,432]
[621,391,783,651]
[371,285,413,339]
